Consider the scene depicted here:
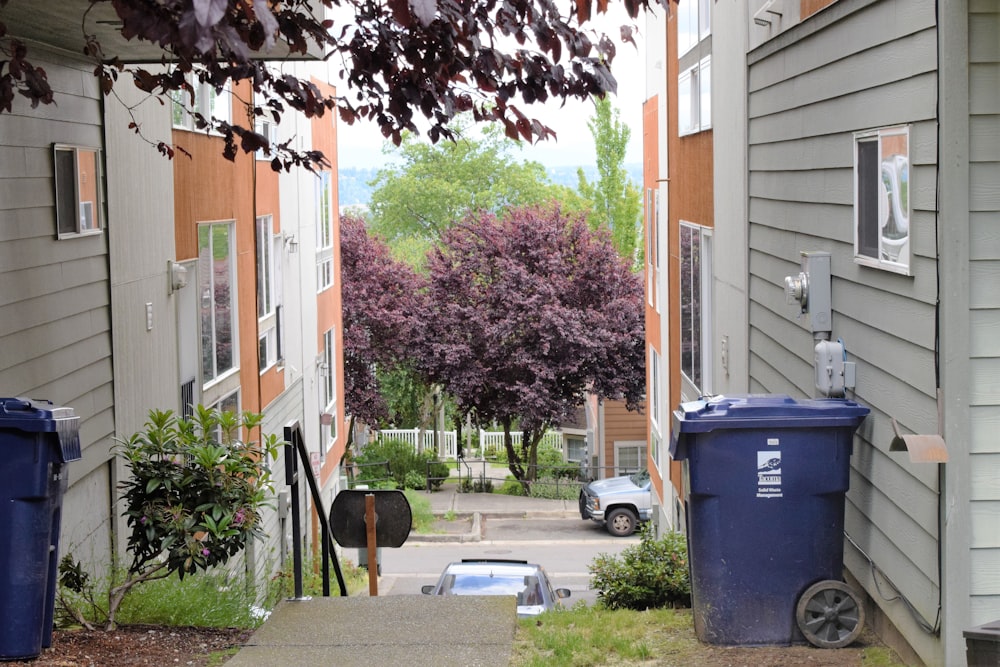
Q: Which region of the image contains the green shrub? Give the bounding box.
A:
[461,474,494,493]
[589,525,691,610]
[403,470,426,490]
[527,479,581,500]
[355,438,449,491]
[498,476,526,496]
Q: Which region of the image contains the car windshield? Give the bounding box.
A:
[441,573,542,603]
[629,468,650,486]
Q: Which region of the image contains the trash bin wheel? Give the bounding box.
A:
[795,580,866,649]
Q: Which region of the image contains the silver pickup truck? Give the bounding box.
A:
[578,469,652,536]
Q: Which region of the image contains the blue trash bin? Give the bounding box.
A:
[0,398,81,661]
[670,395,869,647]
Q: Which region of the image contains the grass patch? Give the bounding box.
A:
[509,605,908,667]
[510,605,697,667]
[404,488,437,533]
[114,574,262,628]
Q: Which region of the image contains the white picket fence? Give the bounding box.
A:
[372,427,562,460]
[478,429,563,457]
[375,428,458,459]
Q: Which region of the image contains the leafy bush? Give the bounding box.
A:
[589,525,691,610]
[528,479,581,500]
[498,476,526,496]
[355,438,449,490]
[403,470,426,490]
[61,407,280,629]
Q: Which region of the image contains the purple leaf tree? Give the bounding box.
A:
[419,204,645,483]
[340,214,426,436]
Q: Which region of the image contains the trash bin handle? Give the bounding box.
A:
[0,398,33,415]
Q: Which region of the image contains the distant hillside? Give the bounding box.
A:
[338,163,644,209]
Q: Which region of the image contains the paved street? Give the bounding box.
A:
[374,515,639,606]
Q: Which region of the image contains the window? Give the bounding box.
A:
[680,222,712,396]
[255,117,278,160]
[316,171,334,292]
[171,75,231,130]
[614,441,647,476]
[646,189,661,311]
[676,0,711,58]
[855,126,910,274]
[320,328,338,455]
[199,221,237,384]
[54,145,103,238]
[566,437,587,463]
[257,216,283,372]
[679,56,711,136]
[649,347,662,470]
[208,391,240,442]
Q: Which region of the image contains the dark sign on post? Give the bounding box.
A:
[329,489,412,549]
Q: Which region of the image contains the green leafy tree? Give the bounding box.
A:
[577,97,643,267]
[368,119,586,264]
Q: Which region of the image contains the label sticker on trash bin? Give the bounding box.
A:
[756,450,783,498]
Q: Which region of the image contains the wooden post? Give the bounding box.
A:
[365,493,378,597]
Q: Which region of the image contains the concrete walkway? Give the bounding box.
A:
[224,595,516,667]
[226,470,579,666]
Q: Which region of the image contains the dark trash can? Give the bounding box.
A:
[965,620,1000,666]
[0,398,81,661]
[670,394,869,647]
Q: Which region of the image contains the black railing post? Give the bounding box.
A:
[283,430,305,601]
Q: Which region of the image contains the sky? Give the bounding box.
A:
[334,6,647,171]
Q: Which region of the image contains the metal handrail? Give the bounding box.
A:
[283,420,347,598]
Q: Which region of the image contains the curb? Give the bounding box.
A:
[407,511,483,543]
[406,510,584,543]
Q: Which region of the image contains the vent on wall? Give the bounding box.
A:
[753,0,783,26]
[180,378,195,419]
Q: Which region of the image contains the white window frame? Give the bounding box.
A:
[171,75,232,131]
[614,441,648,476]
[320,328,338,456]
[199,220,239,387]
[676,0,711,58]
[649,347,662,472]
[257,216,281,373]
[208,390,240,442]
[854,125,911,275]
[54,144,103,238]
[255,116,279,160]
[680,222,713,399]
[679,55,712,137]
[316,171,334,293]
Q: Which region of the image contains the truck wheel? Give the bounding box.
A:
[606,508,638,537]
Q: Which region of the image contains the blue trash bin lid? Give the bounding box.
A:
[670,394,869,457]
[0,397,82,462]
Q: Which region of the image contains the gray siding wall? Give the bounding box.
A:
[746,0,944,663]
[967,0,1000,625]
[0,45,116,569]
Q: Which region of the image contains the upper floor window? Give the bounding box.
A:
[679,55,711,136]
[257,215,283,372]
[320,327,338,455]
[199,221,238,384]
[680,222,712,397]
[316,171,334,292]
[646,189,661,312]
[54,145,103,238]
[255,116,278,160]
[677,0,711,57]
[854,126,910,274]
[171,75,231,131]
